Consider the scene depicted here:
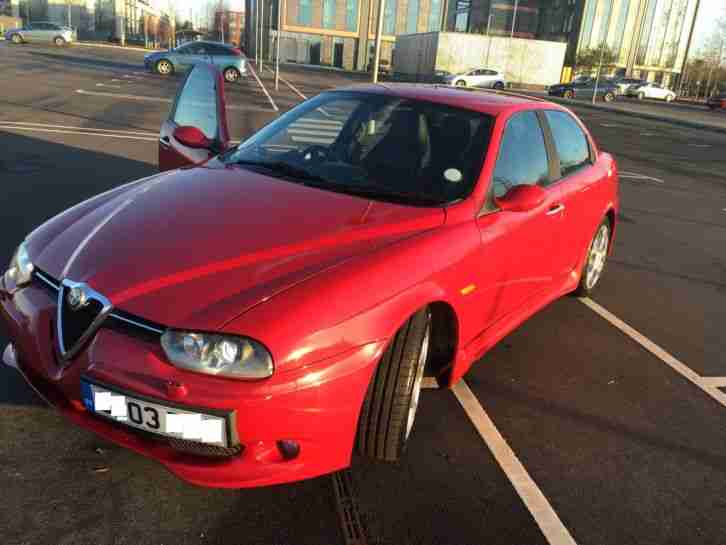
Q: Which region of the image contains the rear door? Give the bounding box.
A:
[177,43,212,71]
[159,63,230,171]
[540,109,606,278]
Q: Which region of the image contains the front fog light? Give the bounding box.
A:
[3,242,34,293]
[162,330,273,379]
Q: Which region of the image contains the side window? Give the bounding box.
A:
[492,111,550,198]
[544,110,591,177]
[172,67,220,140]
[177,44,192,55]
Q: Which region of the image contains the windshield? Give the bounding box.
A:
[221,91,493,206]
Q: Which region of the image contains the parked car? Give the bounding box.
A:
[625,82,676,102]
[445,68,506,89]
[707,93,726,111]
[367,58,392,76]
[547,78,618,102]
[4,21,75,46]
[613,77,645,95]
[1,65,619,488]
[144,40,247,82]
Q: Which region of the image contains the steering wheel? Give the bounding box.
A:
[299,145,330,164]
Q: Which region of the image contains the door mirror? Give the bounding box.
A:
[495,184,546,212]
[173,126,213,149]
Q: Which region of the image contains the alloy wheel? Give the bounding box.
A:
[157,60,172,75]
[585,224,609,290]
[224,68,240,83]
[11,34,22,44]
[405,317,430,440]
[54,37,65,46]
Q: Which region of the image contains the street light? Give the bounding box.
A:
[275,0,281,90]
[592,0,615,104]
[371,0,386,83]
[510,0,518,40]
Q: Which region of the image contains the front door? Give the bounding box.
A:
[158,64,230,171]
[178,43,212,71]
[476,110,564,323]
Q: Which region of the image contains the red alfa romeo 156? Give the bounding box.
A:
[1,65,618,488]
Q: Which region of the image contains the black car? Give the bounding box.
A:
[547,77,618,102]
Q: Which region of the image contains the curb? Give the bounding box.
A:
[75,41,162,53]
[534,94,726,135]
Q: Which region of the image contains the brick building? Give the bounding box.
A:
[214,9,245,47]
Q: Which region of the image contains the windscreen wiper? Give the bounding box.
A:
[231,160,329,184]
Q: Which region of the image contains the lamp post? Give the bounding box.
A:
[510,0,518,39]
[371,0,386,83]
[485,12,494,67]
[275,0,281,90]
[592,0,614,104]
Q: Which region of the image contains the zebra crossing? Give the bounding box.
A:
[285,110,348,146]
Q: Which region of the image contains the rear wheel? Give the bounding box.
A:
[455,80,467,87]
[11,34,23,44]
[155,59,174,76]
[575,219,611,296]
[665,94,674,102]
[356,308,431,462]
[493,81,505,90]
[638,92,645,100]
[223,67,241,83]
[564,89,574,99]
[54,36,65,47]
[603,91,615,103]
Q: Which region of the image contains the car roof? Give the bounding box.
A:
[333,83,561,116]
[193,40,234,47]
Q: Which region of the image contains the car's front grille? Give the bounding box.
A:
[167,437,244,458]
[33,269,166,342]
[59,286,104,351]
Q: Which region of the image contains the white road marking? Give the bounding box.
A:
[452,380,578,545]
[76,88,171,103]
[247,62,278,112]
[263,65,308,99]
[580,297,726,407]
[600,123,619,127]
[688,144,711,148]
[96,83,122,89]
[0,121,155,137]
[422,377,438,389]
[640,132,656,136]
[0,125,158,141]
[618,171,665,184]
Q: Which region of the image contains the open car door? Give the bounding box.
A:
[158,63,230,172]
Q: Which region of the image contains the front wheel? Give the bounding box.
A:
[455,80,467,87]
[493,81,505,90]
[665,94,674,102]
[155,59,174,76]
[603,92,615,103]
[575,219,611,296]
[356,308,431,462]
[54,36,65,47]
[11,34,23,44]
[223,67,241,83]
[564,90,574,99]
[638,92,645,100]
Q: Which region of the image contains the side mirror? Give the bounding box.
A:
[173,126,213,150]
[495,184,546,212]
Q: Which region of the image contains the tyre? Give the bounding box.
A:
[638,92,645,100]
[223,67,241,83]
[665,94,674,102]
[564,90,574,99]
[155,59,174,76]
[603,92,615,103]
[455,80,467,87]
[356,308,431,462]
[54,36,65,47]
[575,219,611,296]
[10,34,22,44]
[493,81,505,90]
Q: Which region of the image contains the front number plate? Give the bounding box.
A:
[81,380,228,447]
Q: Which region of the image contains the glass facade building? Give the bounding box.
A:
[442,0,699,86]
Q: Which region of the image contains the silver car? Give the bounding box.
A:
[5,21,76,46]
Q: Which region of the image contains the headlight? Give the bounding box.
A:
[3,242,34,293]
[161,330,274,380]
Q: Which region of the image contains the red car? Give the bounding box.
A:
[1,65,619,488]
[707,93,726,110]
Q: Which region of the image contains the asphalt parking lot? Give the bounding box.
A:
[1,42,725,545]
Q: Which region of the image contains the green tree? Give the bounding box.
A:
[576,43,618,75]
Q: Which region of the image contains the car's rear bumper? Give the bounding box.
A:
[0,281,381,488]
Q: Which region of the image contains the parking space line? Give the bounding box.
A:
[0,125,157,141]
[619,171,665,184]
[262,65,308,100]
[0,121,155,137]
[247,63,278,112]
[452,380,579,545]
[76,88,172,103]
[580,297,726,407]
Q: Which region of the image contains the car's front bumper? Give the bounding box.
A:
[0,279,383,488]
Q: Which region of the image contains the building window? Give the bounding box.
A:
[454,0,470,32]
[323,0,335,28]
[406,0,419,33]
[346,0,357,30]
[298,0,312,25]
[428,0,442,31]
[580,0,597,48]
[383,0,397,34]
[612,0,631,62]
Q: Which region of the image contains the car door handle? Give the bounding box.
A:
[545,203,565,216]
